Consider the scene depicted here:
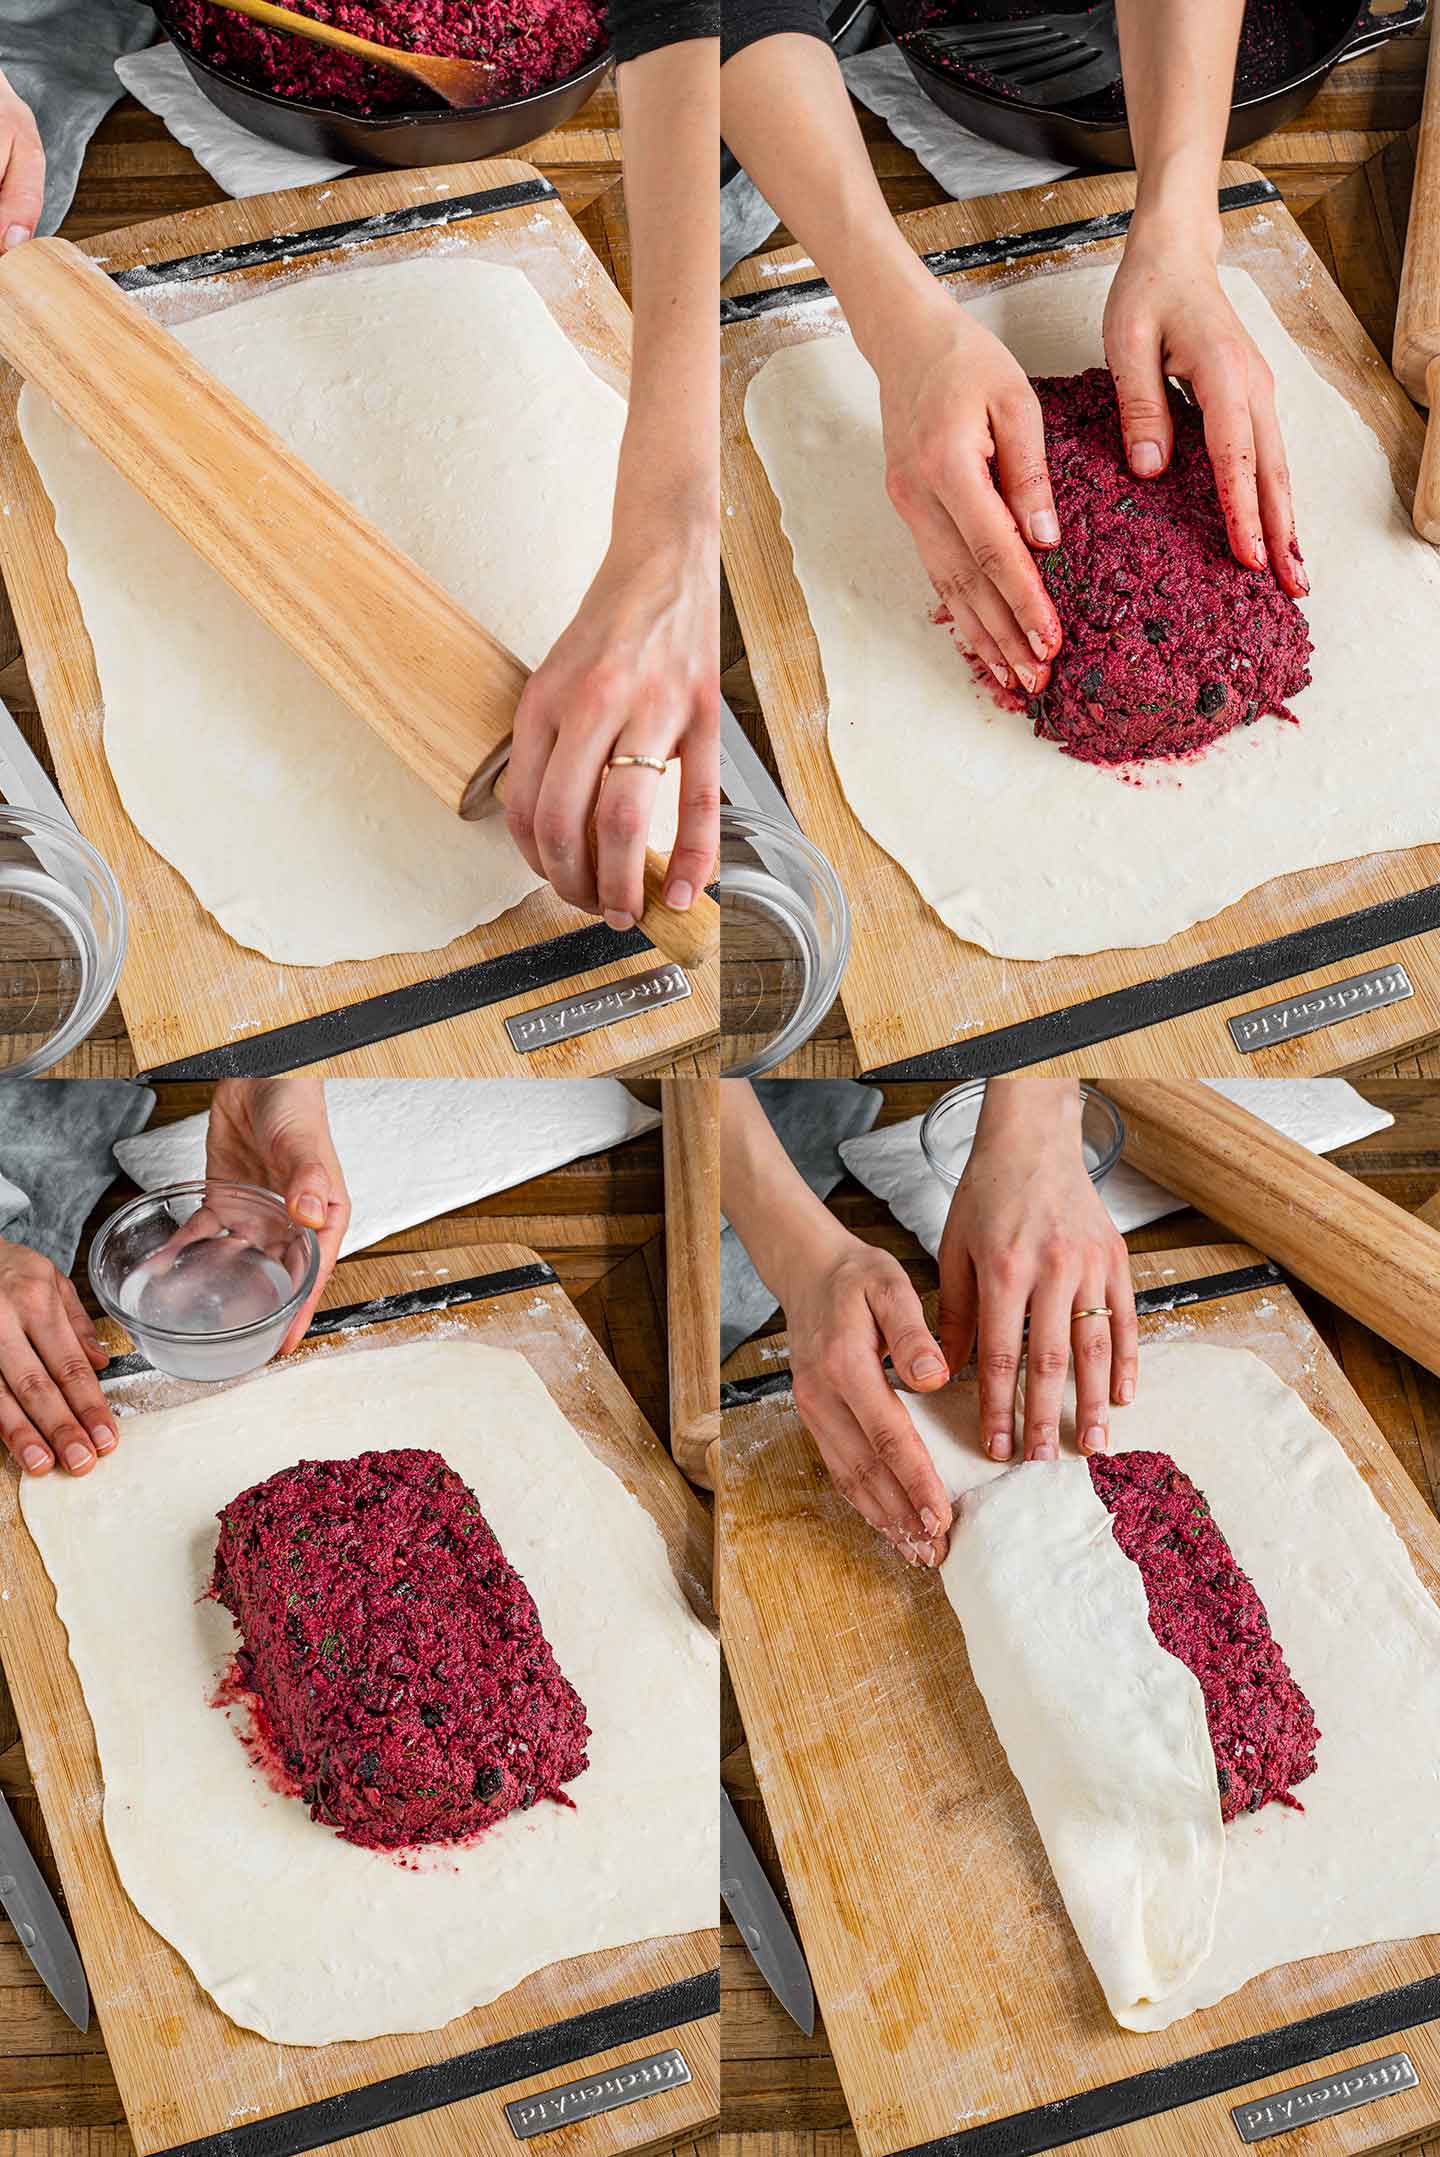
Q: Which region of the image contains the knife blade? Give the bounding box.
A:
[0,689,99,912]
[0,693,75,831]
[721,1789,814,2035]
[719,699,801,833]
[0,1790,89,2031]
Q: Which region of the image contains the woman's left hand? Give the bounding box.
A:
[206,1079,351,1353]
[505,517,719,932]
[1103,218,1308,598]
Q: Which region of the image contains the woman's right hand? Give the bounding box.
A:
[781,1228,955,1567]
[0,68,44,251]
[867,288,1063,697]
[0,1241,116,1477]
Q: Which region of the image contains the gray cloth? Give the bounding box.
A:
[720,1078,882,1360]
[0,1079,154,1271]
[721,167,782,281]
[2,3,156,235]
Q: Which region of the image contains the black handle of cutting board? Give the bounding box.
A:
[154,1968,719,2157]
[886,1974,1440,2157]
[720,177,1279,324]
[719,1260,1284,1410]
[113,177,558,293]
[135,875,717,1082]
[861,887,1440,1083]
[100,1258,559,1383]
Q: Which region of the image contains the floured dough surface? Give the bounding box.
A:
[745,264,1440,960]
[21,1337,718,2044]
[19,258,675,966]
[924,1340,1440,2027]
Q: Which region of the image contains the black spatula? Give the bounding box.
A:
[905,2,1121,107]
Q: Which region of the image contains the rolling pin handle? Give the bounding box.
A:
[460,745,512,822]
[1415,357,1440,546]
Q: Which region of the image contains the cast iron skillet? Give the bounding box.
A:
[149,1,611,167]
[887,0,1428,170]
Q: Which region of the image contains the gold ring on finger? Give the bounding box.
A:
[605,754,668,774]
[1071,1306,1113,1322]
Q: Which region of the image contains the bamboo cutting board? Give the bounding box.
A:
[0,160,717,1081]
[0,1241,718,2157]
[720,163,1440,1083]
[718,1241,1440,2157]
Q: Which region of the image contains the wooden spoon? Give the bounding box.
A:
[203,0,499,108]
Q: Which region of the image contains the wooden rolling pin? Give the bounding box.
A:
[662,1077,720,1488]
[1104,1081,1440,1377]
[0,238,716,970]
[1393,15,1440,542]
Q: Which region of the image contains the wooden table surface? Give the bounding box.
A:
[0,1077,710,2156]
[1,73,711,1082]
[720,8,1440,1082]
[720,1075,1440,2157]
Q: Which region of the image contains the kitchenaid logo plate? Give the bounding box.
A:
[1227,964,1413,1053]
[505,2048,692,2137]
[1231,2052,1417,2142]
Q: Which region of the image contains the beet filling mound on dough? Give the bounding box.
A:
[1087,1450,1318,1822]
[211,1447,590,1850]
[166,0,607,112]
[983,368,1312,765]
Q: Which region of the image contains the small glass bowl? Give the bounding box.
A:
[920,1082,1125,1191]
[0,806,126,1077]
[720,805,851,1078]
[90,1181,318,1382]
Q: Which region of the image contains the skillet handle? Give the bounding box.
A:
[1339,0,1428,64]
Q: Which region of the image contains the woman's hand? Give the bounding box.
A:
[937,1080,1138,1463]
[868,286,1063,696]
[0,1242,115,1477]
[0,69,42,252]
[505,515,719,932]
[206,1079,351,1353]
[782,1228,954,1567]
[1104,217,1307,597]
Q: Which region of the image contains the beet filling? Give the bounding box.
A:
[980,369,1312,766]
[212,1447,589,1850]
[167,0,607,111]
[1088,1450,1318,1822]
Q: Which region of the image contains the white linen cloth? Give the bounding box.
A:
[114,1079,659,1258]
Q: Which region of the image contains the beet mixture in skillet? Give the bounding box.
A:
[212,1447,590,1851]
[978,367,1311,765]
[1088,1450,1319,1822]
[166,0,607,111]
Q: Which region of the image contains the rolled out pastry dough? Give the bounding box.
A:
[19,258,676,966]
[744,264,1440,960]
[928,1340,1440,2028]
[20,1337,718,2044]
